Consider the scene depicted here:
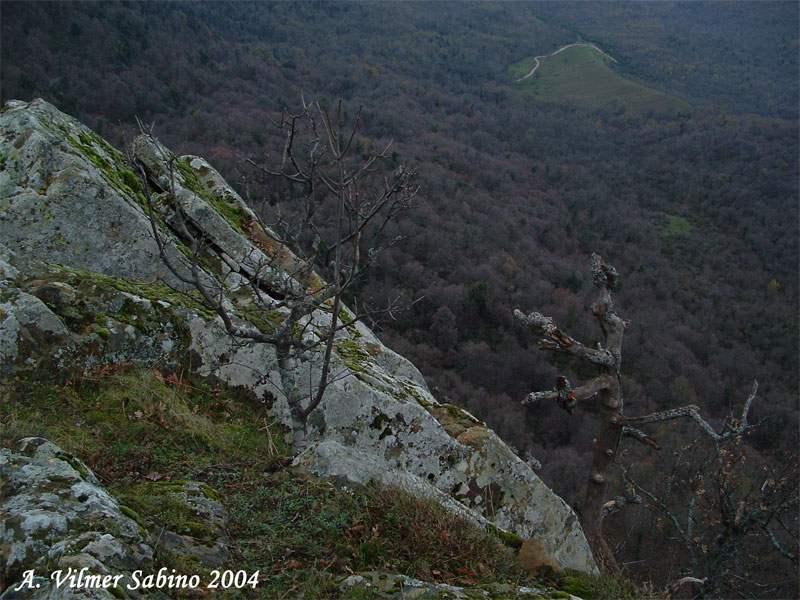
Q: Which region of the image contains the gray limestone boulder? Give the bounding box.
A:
[0,438,229,599]
[0,244,194,378]
[0,438,162,599]
[0,99,186,289]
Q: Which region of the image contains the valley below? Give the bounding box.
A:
[1,2,798,598]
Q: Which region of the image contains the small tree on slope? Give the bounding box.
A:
[133,98,416,449]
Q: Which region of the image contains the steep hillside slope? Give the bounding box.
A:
[1,99,601,598]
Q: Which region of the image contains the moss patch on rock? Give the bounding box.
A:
[64,125,152,216]
[488,523,525,550]
[116,481,219,544]
[175,158,250,235]
[336,338,375,373]
[51,266,217,320]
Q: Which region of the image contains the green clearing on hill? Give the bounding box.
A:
[663,214,695,236]
[511,45,689,112]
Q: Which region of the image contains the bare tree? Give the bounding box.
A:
[514,254,779,575]
[621,433,798,598]
[132,98,417,449]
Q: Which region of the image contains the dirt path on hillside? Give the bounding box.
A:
[515,42,617,82]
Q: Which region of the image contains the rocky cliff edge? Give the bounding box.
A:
[0,99,597,593]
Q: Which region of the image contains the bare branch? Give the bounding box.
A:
[522,374,616,414]
[765,525,798,563]
[621,382,758,446]
[513,309,616,368]
[621,463,696,560]
[602,484,642,519]
[621,426,661,450]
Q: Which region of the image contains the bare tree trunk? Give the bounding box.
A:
[274,344,307,448]
[583,256,626,571]
[516,254,769,576]
[516,254,626,571]
[583,376,623,571]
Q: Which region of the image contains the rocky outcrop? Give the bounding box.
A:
[0,438,229,598]
[0,101,188,287]
[0,99,598,575]
[0,438,164,599]
[129,480,231,570]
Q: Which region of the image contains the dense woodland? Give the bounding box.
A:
[2,1,797,597]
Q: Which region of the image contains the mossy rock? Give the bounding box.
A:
[336,339,375,373]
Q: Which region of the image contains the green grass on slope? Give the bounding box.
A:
[662,214,695,237]
[0,367,522,597]
[2,366,660,598]
[511,45,688,112]
[509,55,540,80]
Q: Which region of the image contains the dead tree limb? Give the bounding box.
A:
[515,254,767,575]
[621,381,759,446]
[621,426,661,451]
[516,253,625,571]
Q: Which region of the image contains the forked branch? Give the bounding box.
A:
[513,309,616,368]
[621,381,759,446]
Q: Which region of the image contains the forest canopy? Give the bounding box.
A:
[2,1,797,594]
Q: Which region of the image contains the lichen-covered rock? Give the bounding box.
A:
[340,571,584,599]
[0,438,164,599]
[0,99,598,574]
[0,99,187,289]
[0,285,71,373]
[293,440,489,529]
[0,244,195,377]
